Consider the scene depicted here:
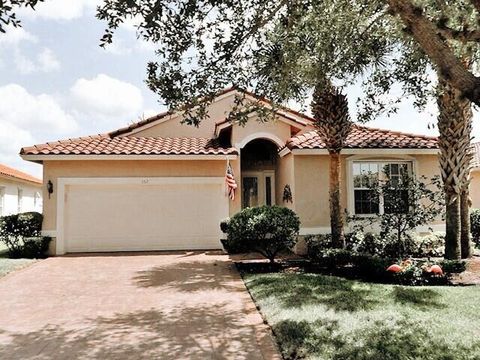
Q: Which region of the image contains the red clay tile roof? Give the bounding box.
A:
[472,142,480,169]
[0,163,42,184]
[20,135,237,156]
[286,125,438,150]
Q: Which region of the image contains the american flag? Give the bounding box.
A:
[225,163,237,200]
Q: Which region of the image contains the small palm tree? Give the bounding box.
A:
[437,79,473,259]
[311,81,352,248]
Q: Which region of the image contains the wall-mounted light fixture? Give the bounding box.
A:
[282,184,293,203]
[47,180,53,199]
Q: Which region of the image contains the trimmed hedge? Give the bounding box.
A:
[305,234,465,285]
[221,205,300,262]
[0,212,50,258]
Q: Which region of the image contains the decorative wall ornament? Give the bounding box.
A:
[282,184,293,203]
[47,180,53,199]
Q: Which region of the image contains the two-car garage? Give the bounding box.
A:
[56,177,228,254]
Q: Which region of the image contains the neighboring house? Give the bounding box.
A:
[20,88,440,255]
[0,163,42,216]
[471,142,480,209]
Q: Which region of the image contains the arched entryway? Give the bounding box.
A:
[240,138,280,208]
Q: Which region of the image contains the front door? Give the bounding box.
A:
[242,171,275,208]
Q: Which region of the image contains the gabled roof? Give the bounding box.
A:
[110,87,312,137]
[472,142,480,169]
[20,135,237,156]
[0,163,42,185]
[286,125,438,150]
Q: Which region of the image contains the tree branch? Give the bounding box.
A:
[438,26,480,43]
[388,0,480,106]
[470,0,480,13]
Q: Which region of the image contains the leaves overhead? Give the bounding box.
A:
[96,0,480,124]
[0,0,43,33]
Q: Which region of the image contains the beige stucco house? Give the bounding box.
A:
[21,88,441,255]
[471,142,480,209]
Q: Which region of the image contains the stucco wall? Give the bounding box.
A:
[471,170,480,209]
[0,177,42,216]
[42,160,227,232]
[293,155,341,229]
[231,116,291,148]
[275,153,295,209]
[292,153,441,232]
[131,95,237,138]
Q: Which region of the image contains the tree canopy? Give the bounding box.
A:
[95,0,480,119]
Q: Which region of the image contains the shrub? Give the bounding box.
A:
[347,232,386,256]
[439,259,467,274]
[223,206,300,262]
[304,234,332,262]
[354,254,392,280]
[414,233,445,257]
[319,248,356,269]
[219,218,230,233]
[0,212,50,258]
[471,209,480,247]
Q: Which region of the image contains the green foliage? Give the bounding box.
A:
[0,212,50,259]
[414,233,445,257]
[0,0,44,33]
[439,259,467,274]
[471,209,480,247]
[349,175,444,258]
[307,230,443,261]
[96,0,409,125]
[245,272,480,360]
[223,206,300,262]
[305,233,456,285]
[219,218,230,234]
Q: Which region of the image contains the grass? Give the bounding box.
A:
[0,253,36,278]
[243,272,480,360]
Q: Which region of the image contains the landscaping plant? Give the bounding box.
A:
[223,206,300,263]
[0,212,50,259]
[349,174,444,259]
[471,209,480,248]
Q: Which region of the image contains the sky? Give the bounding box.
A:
[0,0,479,179]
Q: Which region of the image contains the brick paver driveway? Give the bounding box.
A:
[0,252,279,359]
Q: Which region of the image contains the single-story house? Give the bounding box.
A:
[0,163,42,216]
[21,88,442,255]
[471,142,480,209]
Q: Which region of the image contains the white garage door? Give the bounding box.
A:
[61,178,228,253]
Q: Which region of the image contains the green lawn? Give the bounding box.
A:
[244,272,480,360]
[0,257,36,278]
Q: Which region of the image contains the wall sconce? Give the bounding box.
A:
[282,184,293,203]
[47,180,53,199]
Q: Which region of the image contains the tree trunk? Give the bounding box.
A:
[437,79,472,260]
[387,0,480,106]
[445,192,461,259]
[460,190,472,258]
[329,152,345,248]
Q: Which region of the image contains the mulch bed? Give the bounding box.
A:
[451,256,480,285]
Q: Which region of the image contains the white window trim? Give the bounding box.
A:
[346,156,417,217]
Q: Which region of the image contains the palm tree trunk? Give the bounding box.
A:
[438,78,472,260]
[445,192,461,259]
[460,190,472,258]
[330,152,345,248]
